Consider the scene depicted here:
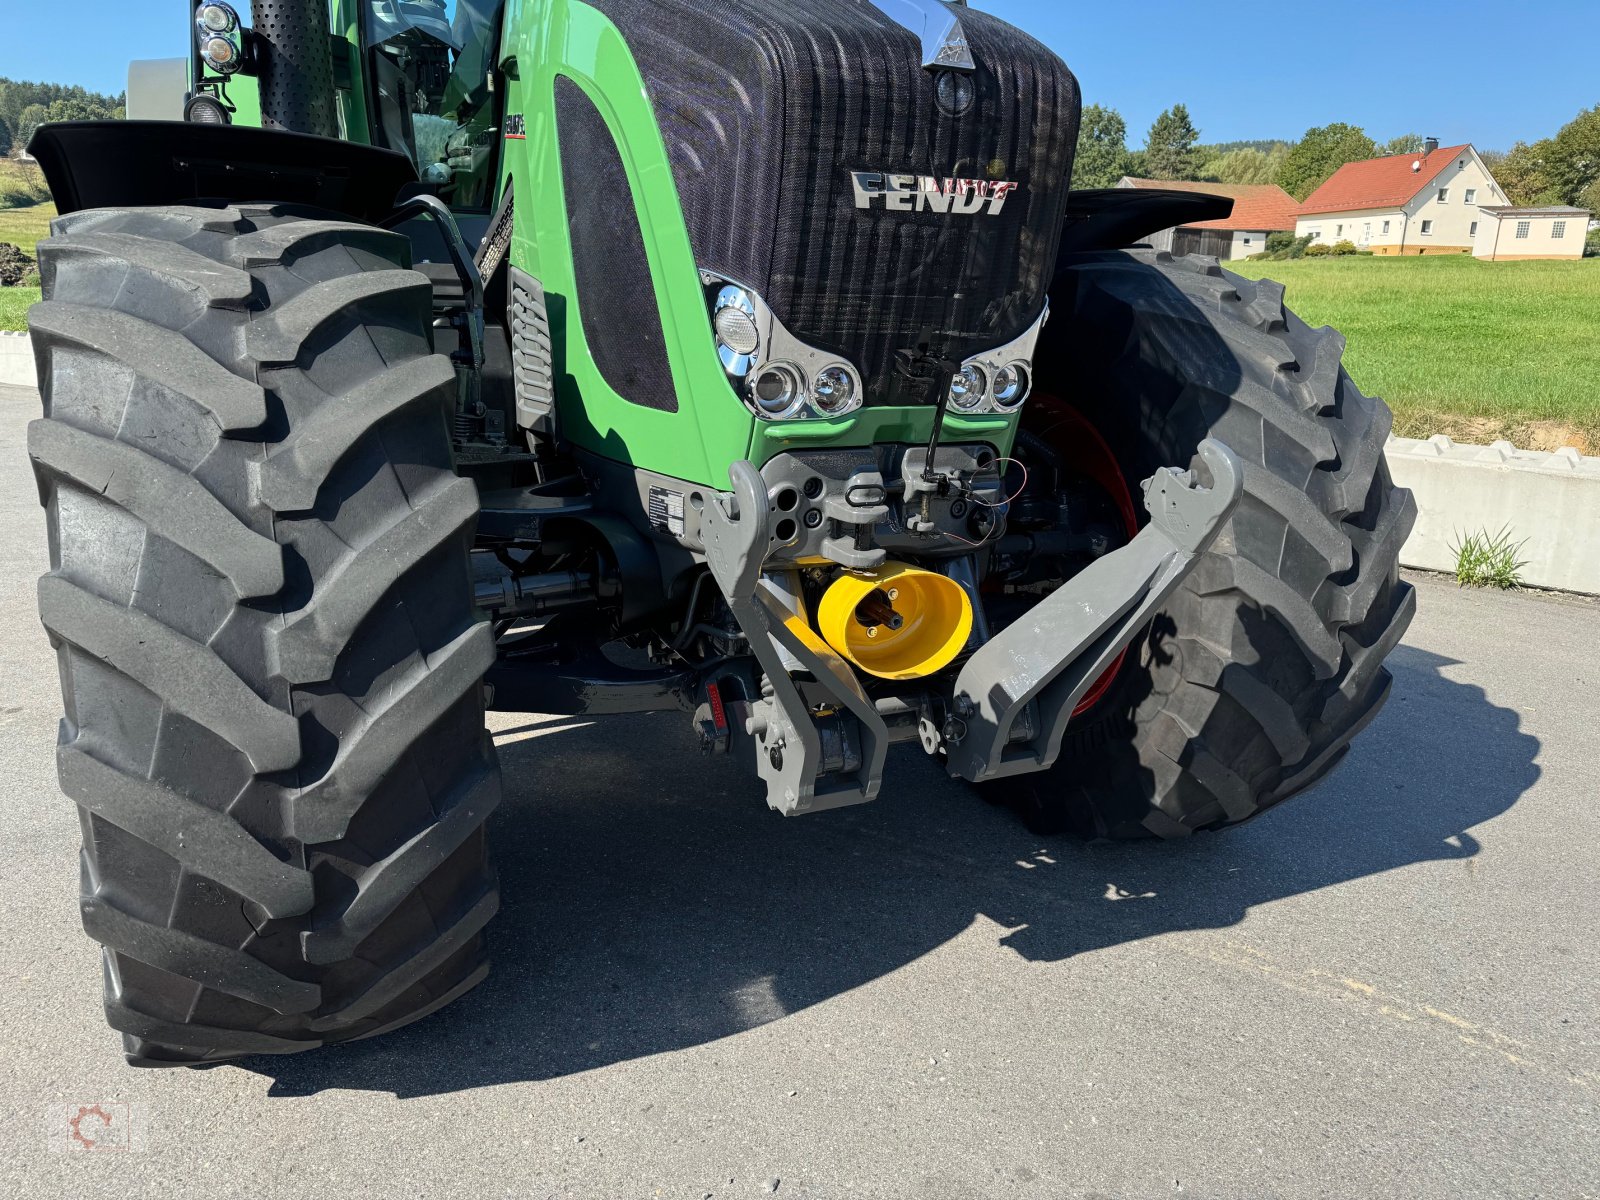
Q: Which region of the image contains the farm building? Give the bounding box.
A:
[1115,177,1300,260]
[1472,206,1592,260]
[1294,141,1510,255]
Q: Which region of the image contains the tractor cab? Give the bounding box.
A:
[361,0,504,209]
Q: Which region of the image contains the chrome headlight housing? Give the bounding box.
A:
[945,363,988,412]
[945,303,1049,414]
[990,361,1031,412]
[194,2,244,74]
[712,286,761,378]
[704,274,864,421]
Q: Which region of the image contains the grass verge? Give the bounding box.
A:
[0,287,39,332]
[1225,254,1600,452]
[0,202,56,260]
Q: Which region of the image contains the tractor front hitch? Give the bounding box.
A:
[944,439,1243,784]
[701,443,1241,815]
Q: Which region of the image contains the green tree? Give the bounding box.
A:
[0,77,125,147]
[1071,103,1132,189]
[1204,145,1289,185]
[1277,123,1378,200]
[0,114,11,157]
[1494,140,1561,206]
[1380,133,1425,156]
[1543,104,1600,209]
[15,103,49,149]
[1144,103,1201,180]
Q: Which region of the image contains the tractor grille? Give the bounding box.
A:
[582,0,1079,407]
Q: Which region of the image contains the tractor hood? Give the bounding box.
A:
[582,0,1081,407]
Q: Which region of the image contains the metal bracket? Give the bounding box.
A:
[945,440,1244,784]
[702,461,890,815]
[868,0,976,71]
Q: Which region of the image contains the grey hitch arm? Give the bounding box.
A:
[945,439,1244,784]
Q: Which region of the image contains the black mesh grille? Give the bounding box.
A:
[556,77,678,413]
[585,0,1079,406]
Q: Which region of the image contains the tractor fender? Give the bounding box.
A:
[27,121,415,225]
[1057,187,1235,255]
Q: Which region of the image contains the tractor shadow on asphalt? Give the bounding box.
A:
[251,642,1537,1098]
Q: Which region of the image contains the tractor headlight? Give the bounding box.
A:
[197,2,236,31]
[946,363,988,412]
[195,2,244,75]
[704,274,868,422]
[810,364,860,417]
[184,93,231,124]
[991,361,1031,411]
[712,286,760,378]
[749,363,808,420]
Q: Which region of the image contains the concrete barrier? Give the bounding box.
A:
[1386,435,1600,594]
[4,327,1599,593]
[0,330,34,388]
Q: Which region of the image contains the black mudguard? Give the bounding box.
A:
[28,121,415,224]
[1058,187,1235,254]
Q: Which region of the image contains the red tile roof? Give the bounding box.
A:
[1120,178,1301,231]
[1298,145,1472,215]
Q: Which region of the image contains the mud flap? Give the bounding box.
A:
[945,439,1243,784]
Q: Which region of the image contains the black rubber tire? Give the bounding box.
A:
[28,203,501,1065]
[997,249,1417,839]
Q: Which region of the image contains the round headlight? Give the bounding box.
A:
[712,285,760,376]
[810,364,858,416]
[946,363,988,412]
[748,364,807,420]
[714,304,760,357]
[991,361,1031,411]
[184,93,231,125]
[197,3,237,32]
[203,35,238,69]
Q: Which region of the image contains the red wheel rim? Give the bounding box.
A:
[1025,393,1141,718]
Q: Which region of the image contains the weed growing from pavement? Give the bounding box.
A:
[1451,526,1528,589]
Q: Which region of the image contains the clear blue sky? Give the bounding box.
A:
[1,0,1592,151]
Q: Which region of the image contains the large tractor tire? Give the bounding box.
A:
[1003,250,1417,839]
[28,204,501,1065]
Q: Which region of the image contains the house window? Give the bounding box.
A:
[1336,224,1343,236]
[1470,221,1479,237]
[1420,220,1434,235]
[1382,220,1391,235]
[1553,221,1567,239]
[1464,188,1477,204]
[1437,188,1450,203]
[1243,236,1253,245]
[1516,221,1531,239]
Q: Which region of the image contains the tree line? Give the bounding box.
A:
[0,79,126,157]
[1073,101,1600,213]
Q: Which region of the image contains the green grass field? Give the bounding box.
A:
[0,158,54,330]
[0,202,55,259]
[0,286,38,332]
[1225,254,1600,451]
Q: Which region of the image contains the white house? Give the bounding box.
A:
[1472,206,1592,260]
[1116,178,1300,260]
[1294,140,1509,255]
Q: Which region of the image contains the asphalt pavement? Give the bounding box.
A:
[0,381,1595,1198]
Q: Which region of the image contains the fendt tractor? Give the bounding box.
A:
[24,0,1415,1065]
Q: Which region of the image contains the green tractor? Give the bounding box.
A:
[25,0,1414,1065]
